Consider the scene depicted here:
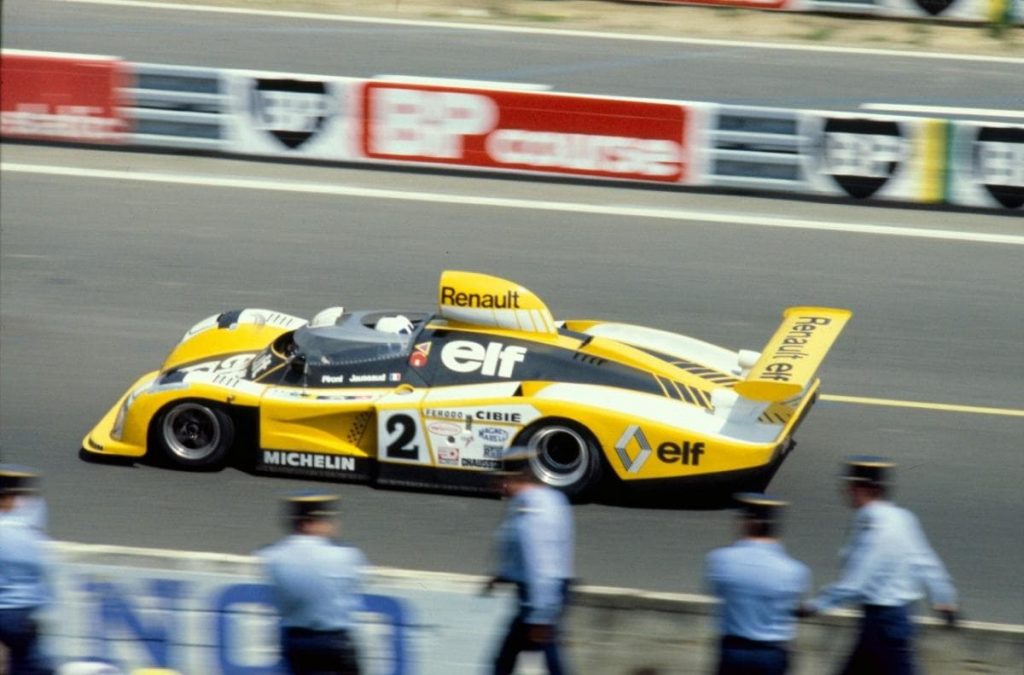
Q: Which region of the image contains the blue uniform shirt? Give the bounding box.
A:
[0,511,53,610]
[807,500,956,613]
[259,535,366,631]
[705,540,810,642]
[495,485,574,625]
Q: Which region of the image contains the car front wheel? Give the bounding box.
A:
[154,401,234,470]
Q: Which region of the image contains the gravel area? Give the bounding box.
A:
[151,0,1022,56]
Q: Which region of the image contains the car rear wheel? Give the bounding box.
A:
[154,401,234,470]
[519,420,603,501]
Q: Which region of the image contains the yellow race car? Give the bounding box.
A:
[82,271,850,500]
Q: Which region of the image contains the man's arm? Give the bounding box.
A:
[804,518,880,614]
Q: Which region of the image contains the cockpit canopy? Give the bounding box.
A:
[293,310,429,366]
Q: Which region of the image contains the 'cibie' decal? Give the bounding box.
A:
[440,340,526,378]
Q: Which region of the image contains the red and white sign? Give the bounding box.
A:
[361,82,690,183]
[0,50,129,143]
[619,0,790,9]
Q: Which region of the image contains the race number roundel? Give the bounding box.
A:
[817,118,905,200]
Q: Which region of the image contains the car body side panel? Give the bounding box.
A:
[258,389,379,457]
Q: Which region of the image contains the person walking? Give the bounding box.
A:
[798,456,958,675]
[259,492,366,675]
[705,493,810,675]
[0,465,54,675]
[486,462,574,675]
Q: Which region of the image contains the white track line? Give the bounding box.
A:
[861,104,1024,119]
[54,0,1024,65]
[4,162,1022,245]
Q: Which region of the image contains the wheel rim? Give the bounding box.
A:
[527,426,588,488]
[162,403,222,462]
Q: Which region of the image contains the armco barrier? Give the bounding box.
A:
[38,542,1024,675]
[622,0,1022,25]
[2,50,1021,211]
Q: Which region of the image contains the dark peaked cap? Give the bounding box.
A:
[0,464,40,495]
[734,492,787,522]
[843,455,895,486]
[285,492,340,520]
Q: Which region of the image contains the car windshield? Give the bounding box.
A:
[292,310,421,367]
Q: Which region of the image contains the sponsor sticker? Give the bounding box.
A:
[409,342,431,368]
[179,353,254,375]
[440,341,527,378]
[478,427,510,443]
[437,446,460,466]
[321,374,346,384]
[483,445,505,459]
[262,450,356,472]
[461,458,501,470]
[428,421,463,436]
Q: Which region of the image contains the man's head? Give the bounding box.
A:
[284,492,340,537]
[734,492,786,540]
[841,456,893,508]
[0,465,39,512]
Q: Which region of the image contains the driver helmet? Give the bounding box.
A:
[375,314,414,335]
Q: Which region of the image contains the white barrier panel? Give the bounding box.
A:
[225,71,361,161]
[34,543,1024,675]
[3,50,1021,211]
[42,544,529,675]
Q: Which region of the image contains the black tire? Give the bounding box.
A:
[152,401,234,470]
[517,419,603,501]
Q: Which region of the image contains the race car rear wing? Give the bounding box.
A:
[733,307,852,403]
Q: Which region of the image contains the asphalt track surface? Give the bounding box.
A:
[2,143,1023,624]
[3,0,1023,112]
[1,0,1023,624]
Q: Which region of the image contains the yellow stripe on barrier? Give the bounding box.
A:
[918,118,948,204]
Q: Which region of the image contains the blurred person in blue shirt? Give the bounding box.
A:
[485,460,574,675]
[259,492,366,675]
[0,466,54,675]
[798,457,958,675]
[705,493,810,675]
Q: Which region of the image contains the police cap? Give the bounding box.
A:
[734,492,787,522]
[0,464,40,495]
[842,455,895,487]
[284,491,340,520]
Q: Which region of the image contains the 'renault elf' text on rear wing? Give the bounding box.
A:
[733,307,852,403]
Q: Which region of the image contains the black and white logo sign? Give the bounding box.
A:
[818,118,906,200]
[912,0,960,16]
[250,78,333,149]
[972,125,1024,209]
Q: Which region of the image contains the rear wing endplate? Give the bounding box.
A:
[733,307,852,403]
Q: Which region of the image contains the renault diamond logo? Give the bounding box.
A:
[615,424,652,473]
